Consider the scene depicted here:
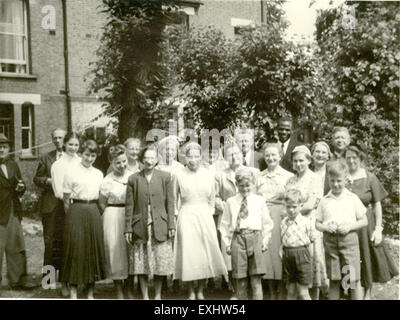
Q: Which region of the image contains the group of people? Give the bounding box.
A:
[0,117,397,300]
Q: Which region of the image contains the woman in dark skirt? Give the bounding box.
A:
[345,143,399,300]
[60,140,106,299]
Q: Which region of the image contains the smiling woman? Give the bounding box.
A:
[60,139,106,299]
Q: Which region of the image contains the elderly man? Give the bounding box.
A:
[331,127,351,159]
[0,133,28,290]
[33,128,68,295]
[235,130,265,170]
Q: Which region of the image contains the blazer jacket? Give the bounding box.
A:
[280,136,303,173]
[0,158,26,226]
[125,169,175,242]
[33,150,59,214]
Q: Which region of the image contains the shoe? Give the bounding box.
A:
[9,283,36,291]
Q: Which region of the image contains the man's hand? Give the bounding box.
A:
[261,243,268,252]
[226,247,231,256]
[46,178,52,185]
[125,233,132,244]
[168,229,175,239]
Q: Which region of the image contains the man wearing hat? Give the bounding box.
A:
[0,133,29,289]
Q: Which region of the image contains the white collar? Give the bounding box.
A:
[349,168,367,182]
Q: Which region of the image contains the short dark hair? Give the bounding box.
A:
[108,144,126,162]
[139,144,158,163]
[278,116,293,125]
[345,144,367,162]
[80,139,99,155]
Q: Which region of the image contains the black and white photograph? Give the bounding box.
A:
[0,0,398,303]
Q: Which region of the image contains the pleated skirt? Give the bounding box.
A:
[60,202,106,285]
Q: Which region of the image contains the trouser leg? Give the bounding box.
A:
[42,211,55,268]
[5,214,27,286]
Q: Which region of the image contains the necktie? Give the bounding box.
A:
[56,152,62,160]
[281,142,285,155]
[236,197,248,231]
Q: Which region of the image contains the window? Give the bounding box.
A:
[231,18,255,36]
[21,103,33,154]
[0,103,13,146]
[0,0,28,74]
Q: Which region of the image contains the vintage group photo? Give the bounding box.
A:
[0,0,398,300]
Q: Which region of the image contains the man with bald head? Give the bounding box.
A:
[34,128,67,294]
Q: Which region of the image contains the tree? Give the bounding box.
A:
[89,0,181,142]
[166,0,326,148]
[315,1,400,236]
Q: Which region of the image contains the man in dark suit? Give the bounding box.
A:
[277,117,302,172]
[235,129,266,170]
[33,128,67,291]
[0,133,28,289]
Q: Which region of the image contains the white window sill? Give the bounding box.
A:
[0,73,37,80]
[19,153,37,160]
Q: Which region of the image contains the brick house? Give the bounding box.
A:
[0,0,266,187]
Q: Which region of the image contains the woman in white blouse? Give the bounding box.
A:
[50,131,81,296]
[60,140,106,299]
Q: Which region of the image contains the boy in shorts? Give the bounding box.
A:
[315,160,367,300]
[220,167,273,299]
[281,189,315,300]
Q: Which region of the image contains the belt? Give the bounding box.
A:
[71,199,97,204]
[283,244,310,250]
[234,229,259,235]
[107,203,125,207]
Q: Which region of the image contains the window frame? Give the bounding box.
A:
[20,103,34,155]
[0,0,29,75]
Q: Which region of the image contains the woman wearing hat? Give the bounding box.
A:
[174,142,227,300]
[345,143,398,299]
[285,145,326,299]
[0,134,27,289]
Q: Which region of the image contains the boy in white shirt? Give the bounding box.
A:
[220,167,273,299]
[315,160,367,300]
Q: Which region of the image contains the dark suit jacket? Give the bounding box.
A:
[33,150,58,214]
[280,137,302,173]
[125,169,175,242]
[245,150,267,170]
[0,158,25,226]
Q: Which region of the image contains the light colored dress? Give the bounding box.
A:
[285,169,327,288]
[100,171,130,280]
[257,166,294,280]
[174,166,228,281]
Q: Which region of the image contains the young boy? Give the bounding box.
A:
[315,160,367,300]
[219,167,273,300]
[280,188,315,300]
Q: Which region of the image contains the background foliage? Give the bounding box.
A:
[90,1,399,235]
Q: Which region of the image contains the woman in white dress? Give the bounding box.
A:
[174,142,228,300]
[50,131,81,296]
[99,145,130,299]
